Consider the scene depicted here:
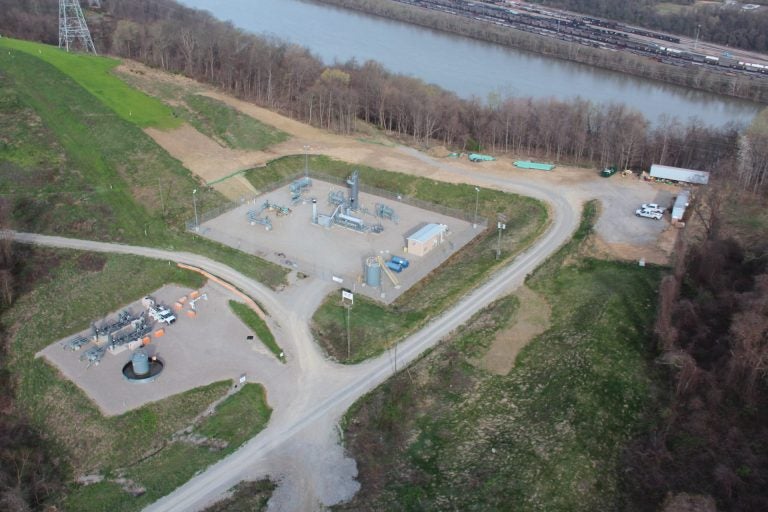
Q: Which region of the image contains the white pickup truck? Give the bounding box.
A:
[635,208,663,220]
[142,296,177,325]
[641,203,665,213]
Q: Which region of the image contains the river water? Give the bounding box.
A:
[178,0,763,127]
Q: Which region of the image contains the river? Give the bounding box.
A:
[178,0,762,127]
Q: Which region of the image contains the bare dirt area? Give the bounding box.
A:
[38,282,283,416]
[145,125,262,195]
[120,60,679,267]
[118,59,681,270]
[198,180,480,303]
[478,286,552,375]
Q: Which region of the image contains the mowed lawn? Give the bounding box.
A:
[1,38,181,130]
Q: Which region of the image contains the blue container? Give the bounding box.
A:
[386,261,403,273]
[391,256,409,269]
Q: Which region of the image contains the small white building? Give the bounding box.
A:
[672,190,691,221]
[407,223,447,257]
[650,164,710,185]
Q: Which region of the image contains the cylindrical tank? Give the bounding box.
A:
[131,349,150,376]
[365,256,381,287]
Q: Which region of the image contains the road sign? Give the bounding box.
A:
[342,290,354,305]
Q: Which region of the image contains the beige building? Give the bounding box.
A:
[407,223,446,257]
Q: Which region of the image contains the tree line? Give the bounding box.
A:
[4,0,764,183]
[620,189,768,511]
[529,0,768,53]
[314,0,768,103]
[0,201,64,512]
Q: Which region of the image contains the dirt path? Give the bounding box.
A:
[478,286,551,375]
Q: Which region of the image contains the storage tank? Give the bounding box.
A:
[131,349,150,376]
[365,256,381,287]
[386,260,403,273]
[391,256,409,268]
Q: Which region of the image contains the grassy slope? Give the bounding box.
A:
[338,201,663,511]
[180,94,288,151]
[228,300,284,361]
[2,38,181,130]
[0,38,287,288]
[3,246,271,512]
[64,384,272,512]
[246,156,547,362]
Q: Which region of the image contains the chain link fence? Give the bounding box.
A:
[187,171,487,230]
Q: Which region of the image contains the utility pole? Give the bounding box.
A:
[694,24,701,51]
[473,187,480,228]
[346,305,351,360]
[341,289,354,360]
[192,189,199,231]
[303,144,310,178]
[158,178,166,217]
[496,215,507,260]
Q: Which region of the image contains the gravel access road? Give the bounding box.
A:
[10,157,580,511]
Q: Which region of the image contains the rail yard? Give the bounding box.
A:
[394,0,768,76]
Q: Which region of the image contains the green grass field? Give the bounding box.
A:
[180,94,288,150]
[0,39,288,288]
[62,383,271,512]
[246,156,547,362]
[338,201,663,510]
[1,38,181,130]
[4,247,271,512]
[228,301,284,361]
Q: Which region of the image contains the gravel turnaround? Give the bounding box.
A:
[9,156,579,511]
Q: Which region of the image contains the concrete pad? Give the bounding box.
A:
[38,282,282,416]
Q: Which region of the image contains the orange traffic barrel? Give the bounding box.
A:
[154,329,165,338]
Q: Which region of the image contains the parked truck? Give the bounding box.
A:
[143,296,177,325]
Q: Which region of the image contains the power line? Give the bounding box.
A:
[59,0,97,55]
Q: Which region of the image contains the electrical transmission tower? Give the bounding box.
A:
[58,0,97,54]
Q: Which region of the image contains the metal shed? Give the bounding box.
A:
[407,223,447,257]
[650,164,709,185]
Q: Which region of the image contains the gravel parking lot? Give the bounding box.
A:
[593,179,677,246]
[38,282,284,416]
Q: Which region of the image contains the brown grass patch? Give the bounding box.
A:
[477,286,551,375]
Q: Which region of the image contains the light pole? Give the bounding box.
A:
[496,221,506,260]
[192,189,199,232]
[303,144,310,177]
[473,187,480,228]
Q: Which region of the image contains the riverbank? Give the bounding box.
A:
[314,0,768,104]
